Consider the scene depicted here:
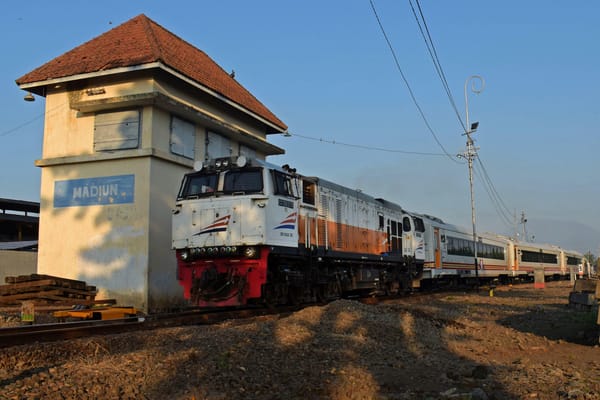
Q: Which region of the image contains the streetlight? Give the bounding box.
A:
[459,75,484,285]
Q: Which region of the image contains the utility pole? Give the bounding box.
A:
[458,75,484,285]
[520,211,528,242]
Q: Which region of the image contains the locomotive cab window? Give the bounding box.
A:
[271,170,296,198]
[179,173,218,199]
[223,169,263,194]
[403,217,411,232]
[413,217,425,233]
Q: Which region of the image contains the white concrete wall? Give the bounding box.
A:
[147,158,187,310]
[38,159,152,308]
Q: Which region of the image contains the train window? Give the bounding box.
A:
[179,173,218,199]
[403,217,411,232]
[378,213,384,230]
[521,250,558,264]
[302,180,315,205]
[272,170,295,197]
[223,169,263,194]
[446,236,475,257]
[567,256,580,266]
[478,243,505,260]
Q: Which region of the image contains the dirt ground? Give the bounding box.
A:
[0,280,599,400]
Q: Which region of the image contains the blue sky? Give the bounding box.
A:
[1,1,598,254]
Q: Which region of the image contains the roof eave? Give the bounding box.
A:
[158,63,286,134]
[17,61,287,134]
[17,62,163,95]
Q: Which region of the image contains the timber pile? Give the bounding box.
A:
[0,274,103,306]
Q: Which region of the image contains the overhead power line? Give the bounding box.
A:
[0,113,44,137]
[0,102,65,138]
[409,0,466,132]
[368,0,460,164]
[475,156,515,222]
[286,132,452,156]
[473,165,514,228]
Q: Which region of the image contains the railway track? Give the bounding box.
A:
[0,281,514,349]
[0,305,304,348]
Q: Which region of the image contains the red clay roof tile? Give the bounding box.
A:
[16,14,286,131]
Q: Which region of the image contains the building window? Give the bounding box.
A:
[94,109,140,151]
[206,131,232,160]
[170,116,196,159]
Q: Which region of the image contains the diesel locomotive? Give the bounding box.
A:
[172,156,425,307]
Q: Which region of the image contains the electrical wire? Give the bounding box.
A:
[368,0,461,164]
[473,157,515,228]
[371,0,518,234]
[475,155,514,219]
[0,113,44,137]
[286,132,452,156]
[0,102,65,137]
[409,0,466,132]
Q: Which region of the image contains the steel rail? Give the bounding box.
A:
[0,305,303,348]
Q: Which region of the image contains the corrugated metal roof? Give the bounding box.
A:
[0,241,38,251]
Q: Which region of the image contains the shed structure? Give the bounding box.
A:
[16,14,287,311]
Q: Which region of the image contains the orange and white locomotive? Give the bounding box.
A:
[172,156,425,307]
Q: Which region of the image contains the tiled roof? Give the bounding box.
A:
[16,14,286,131]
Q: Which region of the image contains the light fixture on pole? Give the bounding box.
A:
[23,92,35,102]
[459,75,485,285]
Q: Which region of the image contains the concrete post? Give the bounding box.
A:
[533,266,545,289]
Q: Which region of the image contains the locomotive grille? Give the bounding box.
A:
[318,194,329,248]
[335,198,343,249]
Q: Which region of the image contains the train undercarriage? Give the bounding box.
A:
[181,246,423,307]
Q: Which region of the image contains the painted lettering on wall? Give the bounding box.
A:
[54,175,135,208]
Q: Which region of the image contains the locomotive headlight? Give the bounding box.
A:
[180,250,190,261]
[244,247,257,258]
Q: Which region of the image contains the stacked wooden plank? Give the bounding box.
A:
[0,274,99,305]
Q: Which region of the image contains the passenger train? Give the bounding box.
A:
[419,215,586,287]
[172,156,587,307]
